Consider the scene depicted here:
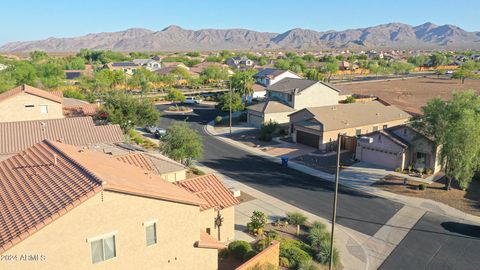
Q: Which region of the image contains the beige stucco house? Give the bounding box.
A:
[356,125,442,173]
[0,140,224,270]
[289,101,410,151]
[0,84,64,122]
[247,78,340,127]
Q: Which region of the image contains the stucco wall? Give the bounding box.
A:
[264,111,292,125]
[293,83,339,110]
[1,191,217,270]
[356,132,406,170]
[0,92,63,122]
[199,207,235,243]
[235,240,279,270]
[161,169,187,182]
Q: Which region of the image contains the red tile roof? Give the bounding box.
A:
[0,140,204,253]
[0,84,63,104]
[114,152,156,172]
[0,117,124,155]
[175,174,239,211]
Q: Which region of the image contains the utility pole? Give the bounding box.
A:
[329,133,342,270]
[124,69,127,94]
[229,80,232,136]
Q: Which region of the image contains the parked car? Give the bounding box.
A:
[445,70,454,74]
[144,125,157,134]
[154,128,167,139]
[184,97,203,104]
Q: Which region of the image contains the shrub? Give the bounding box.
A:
[247,211,268,235]
[278,128,287,136]
[190,167,205,175]
[228,240,252,260]
[345,96,356,103]
[419,183,427,191]
[244,250,258,260]
[417,167,424,174]
[394,167,401,173]
[215,115,223,124]
[425,168,433,175]
[279,238,313,268]
[238,112,248,122]
[259,120,279,141]
[299,261,320,270]
[315,241,340,267]
[267,229,279,240]
[279,257,290,268]
[256,238,271,251]
[287,212,308,236]
[308,226,330,249]
[218,248,229,259]
[311,221,326,231]
[168,106,178,111]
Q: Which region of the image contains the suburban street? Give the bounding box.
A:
[157,103,480,269]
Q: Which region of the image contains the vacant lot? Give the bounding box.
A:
[337,77,480,115]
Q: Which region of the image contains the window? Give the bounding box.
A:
[206,228,211,235]
[145,223,157,246]
[355,128,361,136]
[372,126,379,132]
[383,125,388,129]
[90,234,116,264]
[25,104,34,108]
[403,128,407,135]
[40,105,48,114]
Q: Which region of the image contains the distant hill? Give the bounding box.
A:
[1,22,479,52]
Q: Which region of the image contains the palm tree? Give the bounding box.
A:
[231,70,256,106]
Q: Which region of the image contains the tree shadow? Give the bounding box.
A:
[441,221,480,239]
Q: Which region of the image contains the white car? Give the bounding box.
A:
[184,97,202,104]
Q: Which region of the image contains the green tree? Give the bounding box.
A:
[429,53,448,67]
[166,88,186,103]
[411,91,480,190]
[216,92,244,112]
[200,65,229,83]
[10,61,38,86]
[63,56,86,70]
[29,51,48,62]
[246,211,267,235]
[452,61,479,84]
[274,59,291,70]
[320,61,339,82]
[231,70,256,105]
[160,122,203,165]
[102,92,160,132]
[368,62,381,78]
[36,62,64,88]
[408,55,429,67]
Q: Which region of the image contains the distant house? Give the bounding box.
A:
[62,97,100,117]
[64,64,94,81]
[288,101,410,151]
[162,62,190,70]
[132,59,161,71]
[254,69,301,87]
[356,125,441,174]
[190,62,233,76]
[0,140,222,270]
[0,84,64,122]
[246,78,340,127]
[151,55,162,61]
[104,62,139,75]
[226,56,254,69]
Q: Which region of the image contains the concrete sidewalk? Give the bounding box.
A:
[196,164,369,270]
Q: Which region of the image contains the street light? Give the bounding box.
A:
[329,133,342,270]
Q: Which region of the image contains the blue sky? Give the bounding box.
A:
[1,0,479,46]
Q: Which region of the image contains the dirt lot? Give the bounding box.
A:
[373,175,480,217]
[337,77,480,115]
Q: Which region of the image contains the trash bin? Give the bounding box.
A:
[281,156,289,167]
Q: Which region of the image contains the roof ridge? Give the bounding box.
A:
[43,140,104,186]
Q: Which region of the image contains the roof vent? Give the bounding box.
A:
[376,112,380,116]
[53,154,58,165]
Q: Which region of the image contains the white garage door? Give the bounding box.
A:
[358,146,399,169]
[248,113,263,127]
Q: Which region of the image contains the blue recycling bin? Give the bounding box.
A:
[281,156,289,167]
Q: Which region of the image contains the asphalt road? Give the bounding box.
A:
[158,104,402,236]
[380,212,480,270]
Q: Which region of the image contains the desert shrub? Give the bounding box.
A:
[345,96,356,103]
[244,250,258,260]
[287,212,308,236]
[394,167,401,173]
[259,120,279,141]
[218,248,229,259]
[247,211,268,235]
[228,240,252,260]
[168,106,178,111]
[189,167,205,175]
[311,221,326,231]
[238,112,248,122]
[279,257,290,268]
[308,225,330,248]
[419,184,427,191]
[215,115,223,124]
[279,238,313,269]
[298,261,320,270]
[315,241,340,267]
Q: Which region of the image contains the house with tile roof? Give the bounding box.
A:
[246,78,340,127]
[0,84,64,122]
[0,140,222,270]
[288,101,410,151]
[0,116,124,157]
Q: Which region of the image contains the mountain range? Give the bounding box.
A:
[1,22,480,52]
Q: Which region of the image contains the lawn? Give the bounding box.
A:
[373,175,480,217]
[337,77,480,115]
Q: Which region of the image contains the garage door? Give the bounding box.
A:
[358,146,399,169]
[297,130,319,148]
[248,113,263,127]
